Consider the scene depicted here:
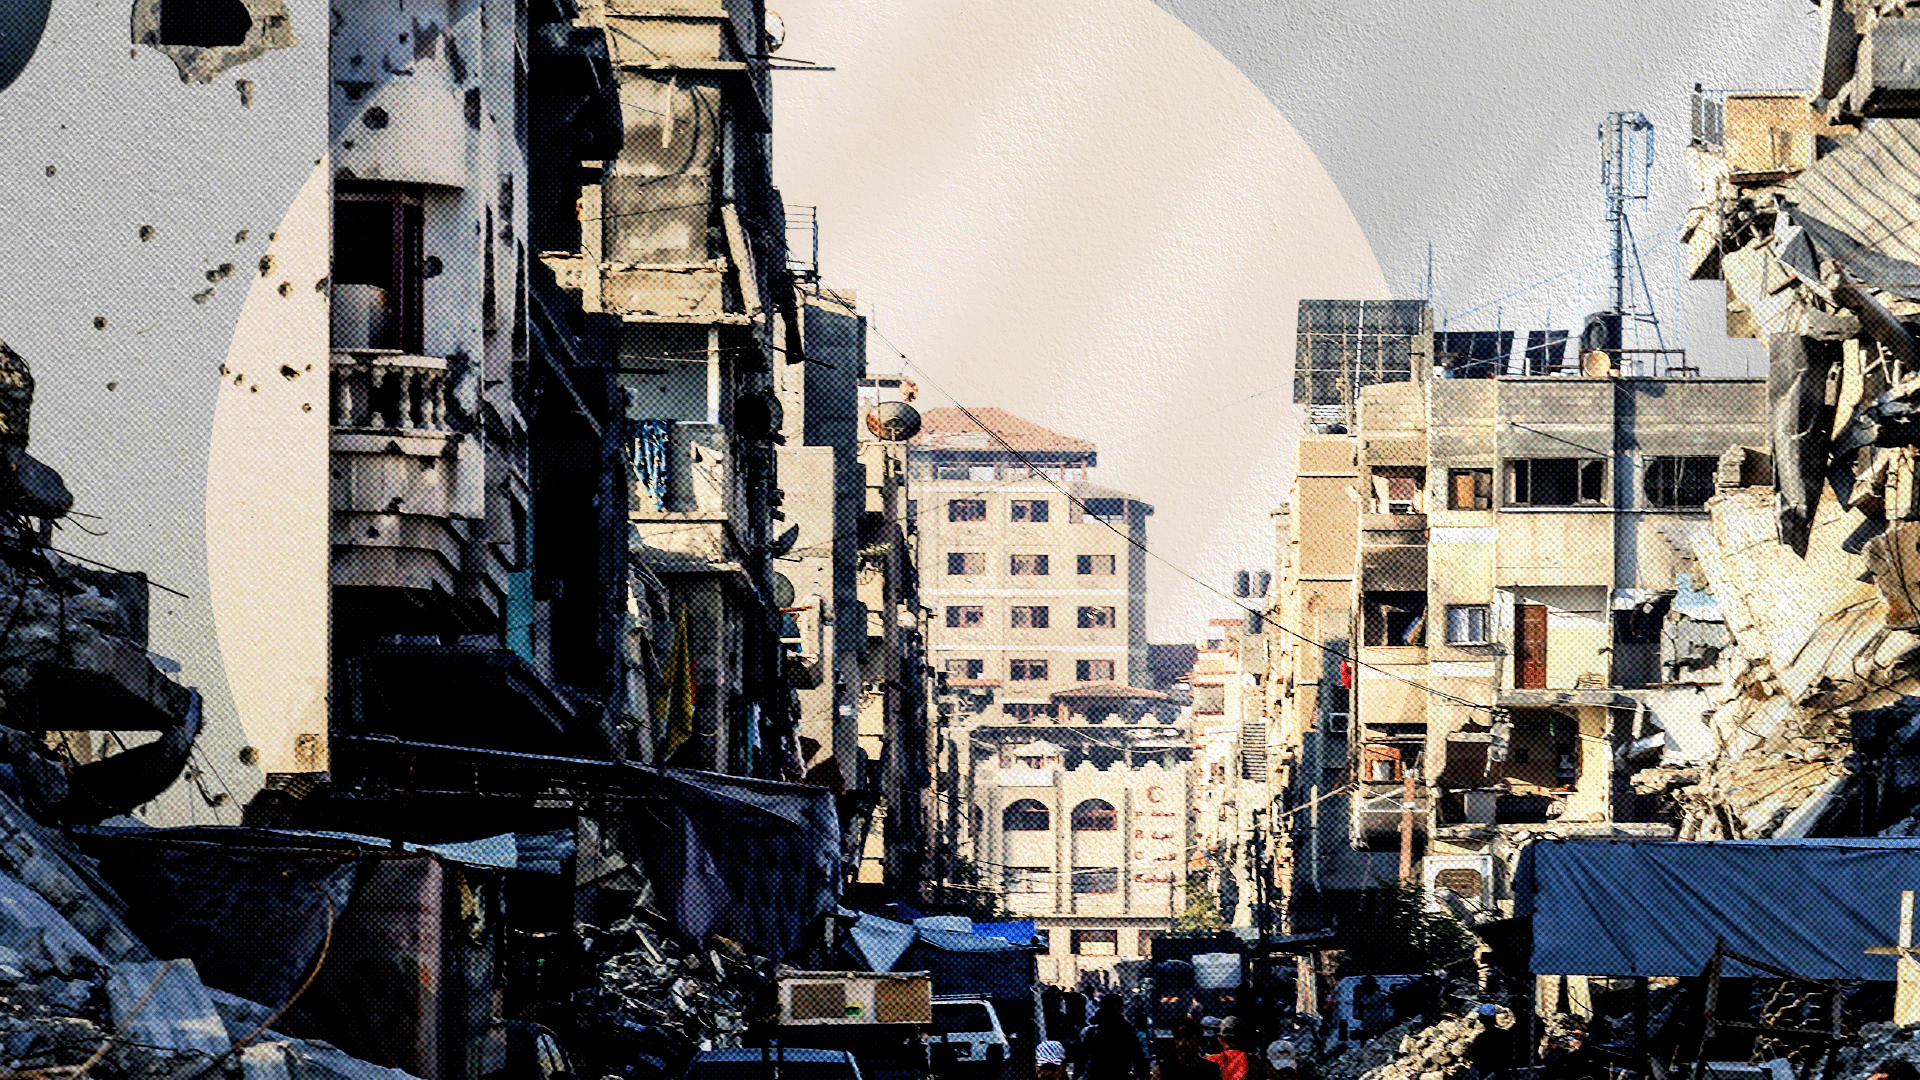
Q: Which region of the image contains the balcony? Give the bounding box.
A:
[1350,781,1428,851]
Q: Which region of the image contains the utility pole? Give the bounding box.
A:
[1398,766,1417,883]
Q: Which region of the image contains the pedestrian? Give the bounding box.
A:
[1465,1004,1510,1080]
[1869,1061,1920,1080]
[1079,993,1148,1080]
[1204,1017,1250,1080]
[1038,1041,1070,1080]
[1155,1017,1220,1080]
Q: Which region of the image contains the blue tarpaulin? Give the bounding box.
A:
[1515,838,1920,978]
[970,921,1036,945]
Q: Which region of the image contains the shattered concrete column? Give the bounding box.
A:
[1768,332,1842,556]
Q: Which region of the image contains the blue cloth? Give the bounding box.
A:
[1517,837,1920,978]
[971,920,1037,945]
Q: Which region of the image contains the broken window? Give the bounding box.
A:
[1078,554,1116,575]
[1072,799,1117,831]
[1078,606,1117,629]
[1010,554,1049,575]
[1011,606,1049,629]
[1507,458,1605,507]
[1071,869,1119,896]
[1010,658,1048,681]
[1011,499,1049,522]
[1371,467,1425,513]
[1071,928,1118,953]
[945,658,983,678]
[333,183,425,353]
[945,606,984,628]
[948,499,986,522]
[1445,604,1490,645]
[1362,591,1427,646]
[1642,455,1718,509]
[1003,799,1050,831]
[156,0,252,46]
[1448,469,1493,510]
[1005,867,1051,893]
[947,552,985,575]
[1077,659,1115,681]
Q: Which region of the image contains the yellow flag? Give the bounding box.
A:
[657,608,696,760]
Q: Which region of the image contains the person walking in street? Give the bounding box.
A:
[1154,1018,1219,1080]
[1465,1004,1511,1080]
[1204,1017,1250,1080]
[1038,1041,1070,1080]
[1079,994,1148,1080]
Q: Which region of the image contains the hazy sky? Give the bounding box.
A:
[769,0,1822,642]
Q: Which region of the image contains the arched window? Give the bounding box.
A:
[1003,799,1050,831]
[1071,799,1116,831]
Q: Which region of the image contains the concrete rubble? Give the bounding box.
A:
[1324,1011,1509,1080]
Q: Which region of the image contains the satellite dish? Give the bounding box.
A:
[764,10,786,52]
[769,572,796,609]
[770,523,800,557]
[865,400,922,441]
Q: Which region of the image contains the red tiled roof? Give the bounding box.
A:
[911,407,1096,453]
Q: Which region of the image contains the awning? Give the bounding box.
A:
[1516,837,1920,978]
[1052,683,1168,701]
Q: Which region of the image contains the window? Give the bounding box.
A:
[1077,659,1115,681]
[1010,659,1049,681]
[946,606,985,628]
[1643,455,1718,509]
[1448,469,1493,510]
[1445,605,1491,645]
[1071,869,1119,896]
[1011,500,1050,522]
[1011,554,1049,575]
[1071,929,1118,955]
[1003,799,1050,831]
[1507,458,1605,506]
[1071,799,1117,831]
[1078,554,1116,575]
[945,659,984,678]
[1005,867,1051,893]
[948,552,985,575]
[1011,606,1050,629]
[1084,498,1127,523]
[1078,606,1117,629]
[1004,703,1058,720]
[948,499,987,522]
[333,183,425,353]
[1363,592,1427,646]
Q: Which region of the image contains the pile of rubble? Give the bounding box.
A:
[1829,1021,1920,1078]
[1324,1009,1518,1080]
[1321,1021,1420,1080]
[575,913,768,1071]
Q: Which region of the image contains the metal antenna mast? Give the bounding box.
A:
[1599,111,1656,319]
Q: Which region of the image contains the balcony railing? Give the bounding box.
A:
[331,351,452,434]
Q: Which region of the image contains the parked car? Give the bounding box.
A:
[682,1048,864,1080]
[929,996,1011,1079]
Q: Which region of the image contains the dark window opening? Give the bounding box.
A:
[1078,606,1117,629]
[1077,659,1115,681]
[1004,703,1058,720]
[1012,499,1049,522]
[946,606,984,629]
[1011,554,1049,575]
[945,658,983,678]
[1363,591,1427,646]
[1071,869,1119,896]
[948,499,986,522]
[156,0,253,46]
[947,552,985,575]
[1078,554,1116,575]
[1004,799,1050,831]
[1071,928,1118,954]
[1010,658,1049,681]
[1011,606,1049,629]
[1084,498,1126,523]
[1508,458,1605,507]
[1449,469,1493,510]
[333,185,425,353]
[1071,799,1117,830]
[1643,455,1717,509]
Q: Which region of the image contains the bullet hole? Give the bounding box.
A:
[268,232,276,241]
[279,365,299,380]
[421,255,442,278]
[249,385,258,393]
[107,382,118,391]
[302,402,312,412]
[277,281,291,297]
[92,317,106,330]
[237,746,257,766]
[220,364,229,375]
[234,229,248,243]
[206,263,233,282]
[397,31,407,42]
[366,525,379,538]
[233,373,243,384]
[362,106,389,129]
[43,165,54,177]
[314,276,328,292]
[258,253,274,276]
[341,140,355,149]
[138,225,155,242]
[192,288,214,303]
[235,79,253,107]
[155,0,253,47]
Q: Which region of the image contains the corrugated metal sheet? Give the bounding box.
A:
[1783,118,1920,299]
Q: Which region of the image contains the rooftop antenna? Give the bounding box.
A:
[1591,111,1666,370]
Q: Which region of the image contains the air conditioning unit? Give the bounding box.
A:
[1324,712,1350,735]
[1422,853,1495,909]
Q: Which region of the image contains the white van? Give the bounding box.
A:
[929,996,1012,1078]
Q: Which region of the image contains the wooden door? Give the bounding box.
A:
[1516,604,1548,689]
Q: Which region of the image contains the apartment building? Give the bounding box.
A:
[911,407,1150,706]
